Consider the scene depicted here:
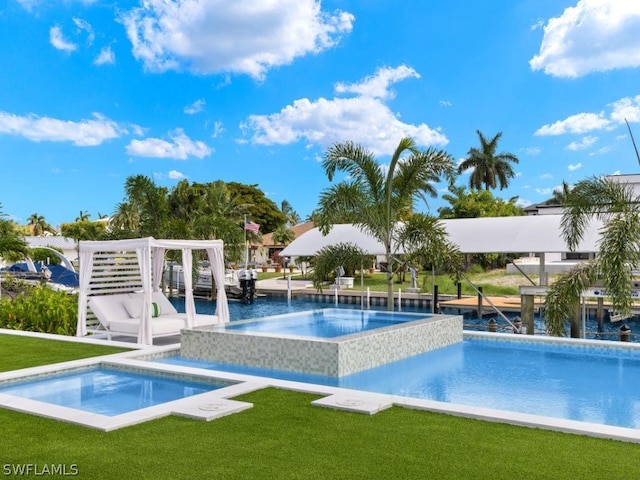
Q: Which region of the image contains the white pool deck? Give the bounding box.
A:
[2,328,640,442]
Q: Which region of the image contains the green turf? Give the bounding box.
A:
[0,334,129,372]
[1,334,638,479]
[1,388,639,480]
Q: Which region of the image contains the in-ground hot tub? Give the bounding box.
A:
[180,309,463,377]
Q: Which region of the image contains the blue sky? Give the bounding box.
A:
[2,0,640,229]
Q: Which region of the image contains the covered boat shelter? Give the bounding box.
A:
[281,215,603,271]
[280,215,604,334]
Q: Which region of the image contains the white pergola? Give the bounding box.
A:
[76,237,229,345]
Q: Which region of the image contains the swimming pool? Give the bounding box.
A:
[175,296,640,343]
[223,309,427,338]
[0,366,224,416]
[157,333,640,430]
[181,309,462,377]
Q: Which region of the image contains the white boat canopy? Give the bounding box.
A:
[76,237,229,345]
[279,215,604,257]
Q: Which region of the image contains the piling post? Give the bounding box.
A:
[433,285,439,314]
[596,297,604,332]
[521,294,535,335]
[457,282,462,299]
[477,287,483,317]
[488,318,497,332]
[570,303,580,338]
[621,324,631,342]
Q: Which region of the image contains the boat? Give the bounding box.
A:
[164,262,258,302]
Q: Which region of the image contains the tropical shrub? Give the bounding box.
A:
[311,243,370,291]
[0,284,77,335]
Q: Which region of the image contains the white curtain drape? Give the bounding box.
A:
[136,246,153,345]
[207,247,229,323]
[152,247,165,292]
[75,248,94,337]
[181,248,195,328]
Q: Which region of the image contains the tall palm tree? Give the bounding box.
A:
[281,200,301,226]
[544,176,640,336]
[110,202,140,236]
[317,137,455,310]
[551,181,572,205]
[27,213,50,236]
[76,210,91,222]
[458,130,519,190]
[123,175,169,238]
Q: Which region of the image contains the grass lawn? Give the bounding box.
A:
[0,334,129,372]
[1,334,640,479]
[277,270,534,297]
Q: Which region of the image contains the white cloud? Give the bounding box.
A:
[609,95,640,123]
[516,198,533,208]
[168,170,186,179]
[530,0,640,77]
[439,100,452,107]
[535,187,554,195]
[334,65,419,100]
[590,146,613,155]
[121,0,354,79]
[523,146,541,155]
[567,162,583,171]
[540,173,553,179]
[0,111,125,146]
[566,135,598,150]
[50,26,77,52]
[73,18,94,45]
[535,112,611,135]
[530,19,545,31]
[211,121,224,138]
[94,46,115,65]
[611,169,622,175]
[126,129,212,159]
[184,99,205,115]
[241,66,447,155]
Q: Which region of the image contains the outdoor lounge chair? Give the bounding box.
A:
[88,292,218,341]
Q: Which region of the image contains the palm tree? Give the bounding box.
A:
[122,175,169,238]
[27,213,49,236]
[281,200,301,226]
[75,210,91,222]
[110,202,140,236]
[316,137,455,310]
[0,205,28,262]
[551,181,572,205]
[271,225,295,246]
[544,176,640,336]
[458,130,519,190]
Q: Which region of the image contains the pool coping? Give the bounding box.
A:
[2,330,640,442]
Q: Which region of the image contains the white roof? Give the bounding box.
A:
[25,236,77,250]
[279,215,604,256]
[79,237,224,252]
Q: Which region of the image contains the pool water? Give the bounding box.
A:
[170,297,640,343]
[157,338,640,429]
[224,309,427,338]
[0,367,223,416]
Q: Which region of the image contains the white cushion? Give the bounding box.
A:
[123,296,144,319]
[109,317,186,335]
[89,294,132,328]
[152,292,178,316]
